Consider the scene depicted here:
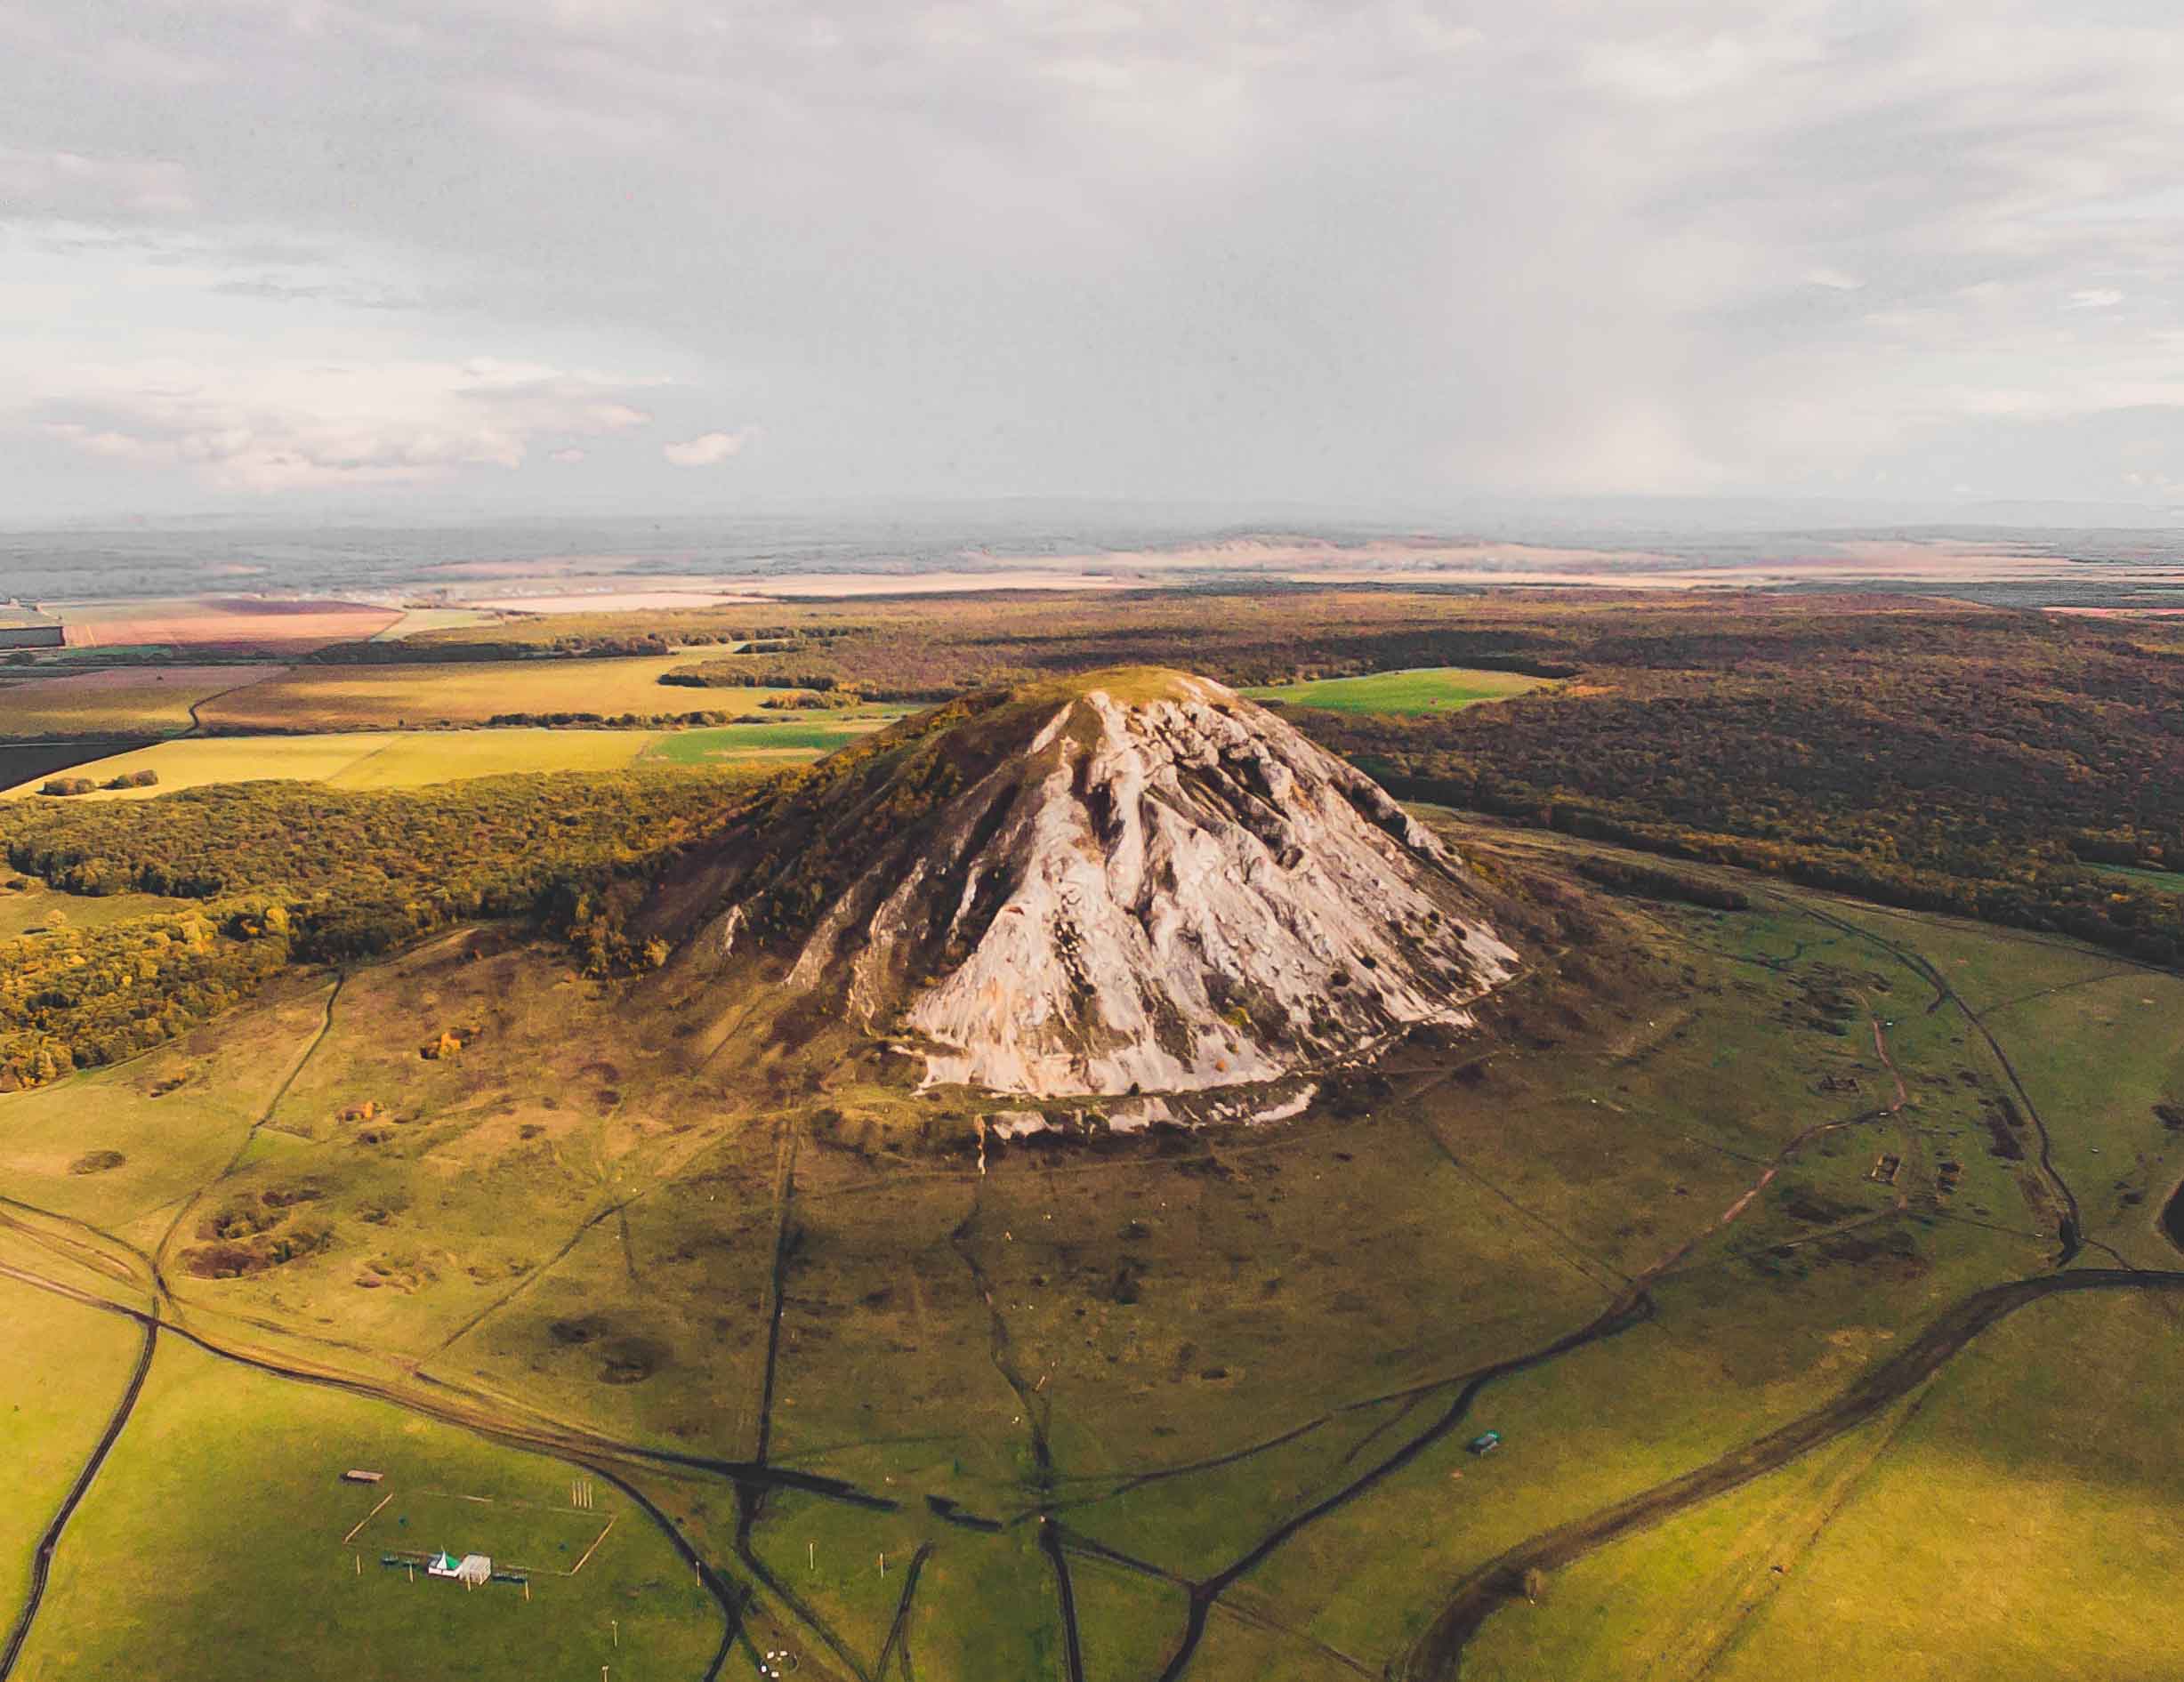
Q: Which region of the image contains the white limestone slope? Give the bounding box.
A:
[773,672,1516,1098]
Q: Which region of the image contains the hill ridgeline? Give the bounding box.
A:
[657,668,1517,1098]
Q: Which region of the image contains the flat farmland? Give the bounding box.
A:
[1243,664,1552,714]
[0,666,279,739]
[641,717,897,761]
[0,724,857,799]
[52,597,399,653]
[193,656,802,730]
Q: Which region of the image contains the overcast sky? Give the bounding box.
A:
[3,0,2181,519]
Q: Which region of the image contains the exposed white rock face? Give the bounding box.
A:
[726,671,1516,1099]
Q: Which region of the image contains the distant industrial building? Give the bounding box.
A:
[0,606,64,650]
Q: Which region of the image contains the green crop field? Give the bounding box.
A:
[2088,859,2184,895]
[1242,664,1551,714]
[641,717,897,761]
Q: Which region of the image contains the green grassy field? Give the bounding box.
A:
[1242,665,1551,714]
[347,1485,617,1576]
[0,1279,145,1623]
[3,827,2180,1681]
[2088,859,2184,895]
[1459,1289,2184,1682]
[641,718,895,760]
[8,1333,721,1682]
[0,878,191,936]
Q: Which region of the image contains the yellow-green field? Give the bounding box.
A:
[0,666,279,738]
[0,878,192,936]
[8,1334,722,1682]
[0,725,866,799]
[193,656,812,730]
[0,1279,145,1622]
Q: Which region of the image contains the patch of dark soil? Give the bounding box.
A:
[1982,1099,2027,1161]
[549,1315,610,1346]
[67,1150,125,1175]
[203,1204,278,1242]
[260,1183,325,1209]
[597,1336,668,1385]
[181,1228,329,1278]
[2156,1103,2184,1134]
[1778,1185,1863,1224]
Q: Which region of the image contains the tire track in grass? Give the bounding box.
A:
[1392,1268,2184,1681]
[873,1541,931,1680]
[0,1321,156,1681]
[152,973,347,1280]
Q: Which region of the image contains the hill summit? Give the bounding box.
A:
[657,668,1517,1098]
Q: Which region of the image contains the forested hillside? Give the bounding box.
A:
[0,770,754,1087]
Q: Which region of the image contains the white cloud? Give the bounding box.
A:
[0,146,194,217]
[662,429,749,467]
[549,446,586,463]
[1805,268,1866,292]
[36,358,663,492]
[2067,287,2124,309]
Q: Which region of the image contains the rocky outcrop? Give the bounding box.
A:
[667,669,1516,1099]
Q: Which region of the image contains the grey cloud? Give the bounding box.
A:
[4,1,2184,511]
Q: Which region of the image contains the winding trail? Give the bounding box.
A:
[153,973,347,1279]
[1391,1267,2184,1681]
[0,1321,156,1681]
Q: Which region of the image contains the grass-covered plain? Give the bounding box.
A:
[1,826,2178,1680]
[1242,665,1551,714]
[0,1279,144,1623]
[8,1333,721,1682]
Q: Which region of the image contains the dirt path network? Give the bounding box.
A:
[1391,1267,2184,1681]
[0,1320,156,1681]
[1795,901,2084,1263]
[152,974,346,1283]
